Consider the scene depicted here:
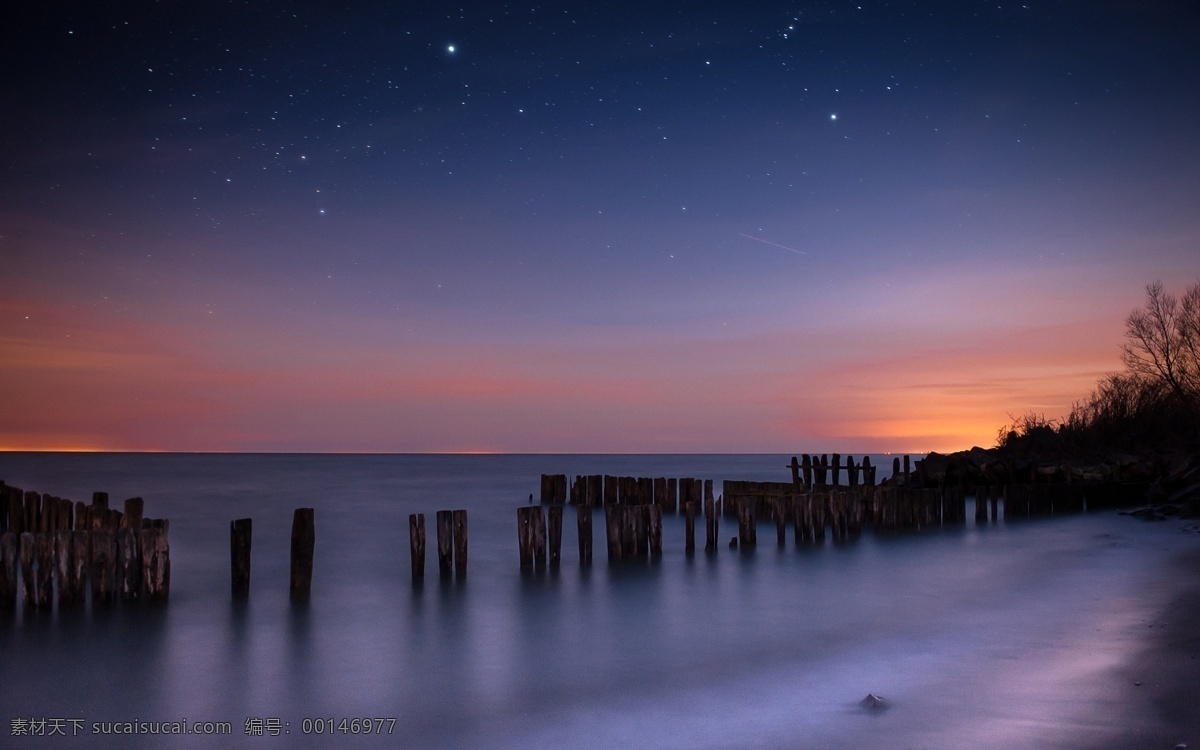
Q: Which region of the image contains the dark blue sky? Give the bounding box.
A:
[3,1,1199,452]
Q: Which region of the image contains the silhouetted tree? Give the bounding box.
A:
[1121,280,1200,401]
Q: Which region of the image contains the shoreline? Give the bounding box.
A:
[1084,538,1200,749]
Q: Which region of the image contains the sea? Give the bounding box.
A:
[0,452,1195,749]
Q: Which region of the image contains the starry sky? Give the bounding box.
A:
[2,1,1199,453]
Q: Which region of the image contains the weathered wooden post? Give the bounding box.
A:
[903,455,911,483]
[532,506,547,568]
[517,506,546,569]
[647,504,663,557]
[831,453,842,486]
[862,456,875,487]
[518,507,533,568]
[116,528,139,602]
[684,501,696,552]
[788,456,801,484]
[409,513,425,582]
[775,500,787,546]
[846,456,858,487]
[736,498,757,548]
[548,505,562,566]
[0,532,16,612]
[453,509,468,577]
[704,497,717,552]
[436,510,453,576]
[577,504,592,565]
[603,504,621,561]
[231,518,252,599]
[90,529,115,606]
[892,457,901,484]
[974,487,988,524]
[19,532,37,607]
[802,454,813,487]
[289,509,314,601]
[666,478,678,513]
[141,520,170,601]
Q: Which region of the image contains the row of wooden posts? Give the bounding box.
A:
[526,477,1132,565]
[0,483,170,612]
[229,507,470,599]
[538,455,914,513]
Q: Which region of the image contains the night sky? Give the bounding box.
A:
[3,1,1199,453]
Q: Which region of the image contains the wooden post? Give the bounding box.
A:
[603,505,621,561]
[90,529,115,606]
[647,504,663,557]
[453,509,468,577]
[548,505,562,567]
[117,528,139,602]
[847,456,858,487]
[518,507,533,568]
[532,506,546,568]
[903,455,911,483]
[518,506,546,569]
[436,510,453,576]
[409,513,425,581]
[0,532,16,612]
[831,453,842,486]
[53,530,73,604]
[667,478,677,513]
[736,498,757,547]
[704,497,717,552]
[802,454,813,487]
[622,506,638,558]
[141,522,170,601]
[684,501,696,553]
[788,456,801,484]
[70,530,87,605]
[290,508,315,601]
[231,518,252,599]
[775,500,787,546]
[577,504,592,565]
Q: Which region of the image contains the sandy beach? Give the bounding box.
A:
[1088,537,1200,750]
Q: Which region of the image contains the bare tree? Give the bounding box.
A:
[1121,280,1200,400]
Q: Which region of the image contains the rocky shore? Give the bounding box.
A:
[908,445,1200,519]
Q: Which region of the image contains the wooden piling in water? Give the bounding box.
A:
[603,505,621,561]
[802,454,813,487]
[667,478,678,513]
[0,532,16,611]
[704,497,717,552]
[117,528,139,602]
[69,530,87,605]
[409,513,425,582]
[736,497,757,548]
[141,522,170,601]
[548,505,562,566]
[453,509,468,577]
[684,501,696,552]
[33,533,52,610]
[647,504,663,557]
[231,518,252,599]
[577,504,592,565]
[518,506,546,569]
[436,510,453,576]
[775,499,787,546]
[289,508,315,601]
[90,529,115,606]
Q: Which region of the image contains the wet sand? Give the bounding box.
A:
[1089,540,1200,749]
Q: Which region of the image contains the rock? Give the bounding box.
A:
[728,536,738,549]
[859,693,886,709]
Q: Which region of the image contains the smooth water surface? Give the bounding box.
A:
[1,454,1193,748]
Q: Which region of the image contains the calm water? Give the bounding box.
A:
[0,453,1194,749]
